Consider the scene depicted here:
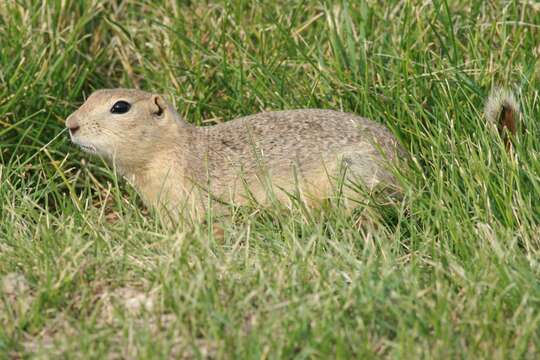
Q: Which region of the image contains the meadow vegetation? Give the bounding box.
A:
[1,0,540,358]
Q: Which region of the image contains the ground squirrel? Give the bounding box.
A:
[66,88,517,221]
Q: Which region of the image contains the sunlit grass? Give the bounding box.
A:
[1,0,540,358]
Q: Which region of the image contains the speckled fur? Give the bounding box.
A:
[66,89,405,220]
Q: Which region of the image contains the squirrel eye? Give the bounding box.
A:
[110,101,131,114]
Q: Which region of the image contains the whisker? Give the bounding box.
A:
[19,128,70,167]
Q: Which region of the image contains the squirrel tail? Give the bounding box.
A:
[484,88,520,147]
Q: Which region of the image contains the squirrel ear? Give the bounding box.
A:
[151,94,166,118]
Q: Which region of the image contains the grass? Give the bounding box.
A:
[1,0,540,358]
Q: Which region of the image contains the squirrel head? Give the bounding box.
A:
[65,89,183,167]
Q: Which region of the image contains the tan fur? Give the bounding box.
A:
[66,89,405,221]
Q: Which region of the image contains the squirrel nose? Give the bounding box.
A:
[66,115,80,135]
[69,125,80,135]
